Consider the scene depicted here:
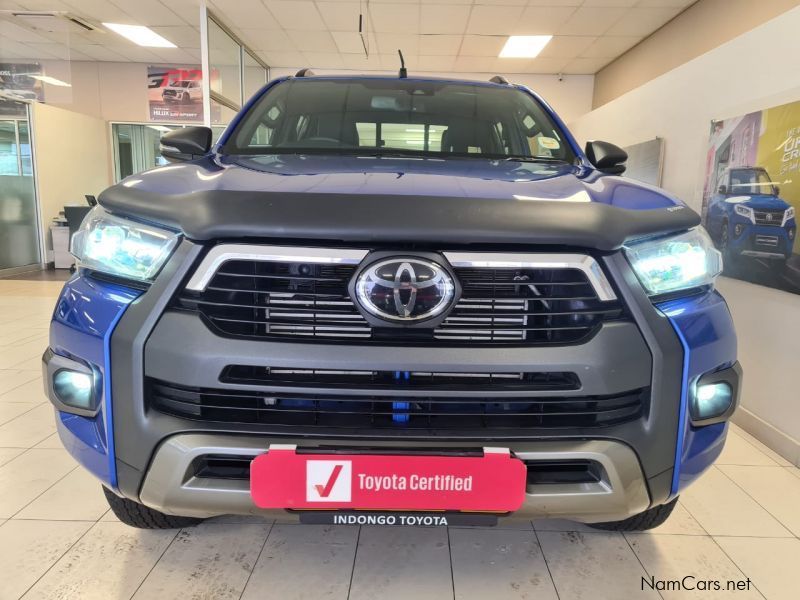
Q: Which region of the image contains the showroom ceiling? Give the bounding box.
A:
[0,0,696,74]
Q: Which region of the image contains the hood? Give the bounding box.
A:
[726,194,791,210]
[117,154,682,210]
[99,154,699,250]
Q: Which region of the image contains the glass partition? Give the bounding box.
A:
[112,123,183,182]
[203,12,268,128]
[243,50,266,103]
[208,19,242,107]
[0,114,40,270]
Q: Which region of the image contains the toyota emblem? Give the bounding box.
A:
[354,258,455,322]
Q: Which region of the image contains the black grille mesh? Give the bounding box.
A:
[175,256,624,346]
[149,378,646,431]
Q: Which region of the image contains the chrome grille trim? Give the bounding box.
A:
[443,252,617,301]
[186,245,617,301]
[185,245,370,291]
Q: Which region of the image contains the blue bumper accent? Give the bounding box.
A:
[48,274,141,489]
[658,290,738,497]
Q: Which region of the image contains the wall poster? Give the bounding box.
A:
[702,100,800,294]
[0,63,44,117]
[147,66,204,122]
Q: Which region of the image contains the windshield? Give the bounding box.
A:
[729,169,777,195]
[223,78,575,162]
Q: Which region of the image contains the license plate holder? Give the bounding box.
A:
[250,445,526,513]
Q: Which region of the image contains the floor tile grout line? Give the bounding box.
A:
[0,373,41,399]
[126,526,182,600]
[713,464,797,537]
[531,525,562,600]
[621,532,666,600]
[8,465,81,521]
[446,527,456,600]
[729,427,794,467]
[707,535,769,600]
[0,402,48,428]
[671,500,711,537]
[722,430,782,467]
[345,525,362,600]
[237,519,276,600]
[17,516,103,598]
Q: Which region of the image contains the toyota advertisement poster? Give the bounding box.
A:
[147,65,205,122]
[701,99,800,294]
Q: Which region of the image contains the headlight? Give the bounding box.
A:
[784,207,795,226]
[734,204,754,222]
[624,227,722,297]
[71,207,180,282]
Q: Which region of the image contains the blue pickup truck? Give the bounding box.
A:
[43,73,740,532]
[706,166,796,269]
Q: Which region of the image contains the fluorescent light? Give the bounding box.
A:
[103,23,176,48]
[30,75,72,87]
[499,36,552,58]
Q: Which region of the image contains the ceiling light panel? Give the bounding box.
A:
[499,35,552,58]
[103,23,176,47]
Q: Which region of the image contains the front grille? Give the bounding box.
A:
[175,255,624,346]
[221,365,581,391]
[148,378,646,431]
[754,209,785,226]
[755,235,779,247]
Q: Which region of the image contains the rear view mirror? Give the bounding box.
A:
[718,185,728,194]
[585,140,627,175]
[160,126,212,163]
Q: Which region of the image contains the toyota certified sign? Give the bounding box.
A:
[251,447,526,513]
[354,257,455,322]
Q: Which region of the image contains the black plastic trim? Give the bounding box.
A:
[98,185,700,250]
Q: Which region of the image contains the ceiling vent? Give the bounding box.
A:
[9,11,102,34]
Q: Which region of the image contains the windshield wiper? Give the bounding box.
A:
[503,156,568,164]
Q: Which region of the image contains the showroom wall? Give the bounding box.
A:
[592,0,800,109]
[37,60,199,124]
[269,68,594,125]
[570,6,800,464]
[30,103,111,256]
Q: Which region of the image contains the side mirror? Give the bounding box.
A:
[160,126,212,163]
[773,185,780,196]
[585,140,627,175]
[718,184,728,194]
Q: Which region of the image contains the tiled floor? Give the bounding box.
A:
[0,277,798,599]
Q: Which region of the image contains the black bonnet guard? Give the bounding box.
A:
[98,187,701,251]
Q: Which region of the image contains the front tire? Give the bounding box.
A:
[103,486,203,529]
[588,497,678,532]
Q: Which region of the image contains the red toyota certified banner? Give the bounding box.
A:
[250,447,527,512]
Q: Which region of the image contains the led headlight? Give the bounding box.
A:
[784,206,795,226]
[71,207,180,282]
[734,204,754,222]
[624,227,722,297]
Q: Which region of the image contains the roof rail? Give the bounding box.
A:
[295,68,315,77]
[489,75,509,84]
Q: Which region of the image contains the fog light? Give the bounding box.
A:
[734,224,744,237]
[53,370,94,410]
[691,382,732,421]
[789,228,795,241]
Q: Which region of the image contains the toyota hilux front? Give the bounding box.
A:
[43,75,741,531]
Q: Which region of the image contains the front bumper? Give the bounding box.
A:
[729,220,795,259]
[139,434,649,523]
[45,241,739,522]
